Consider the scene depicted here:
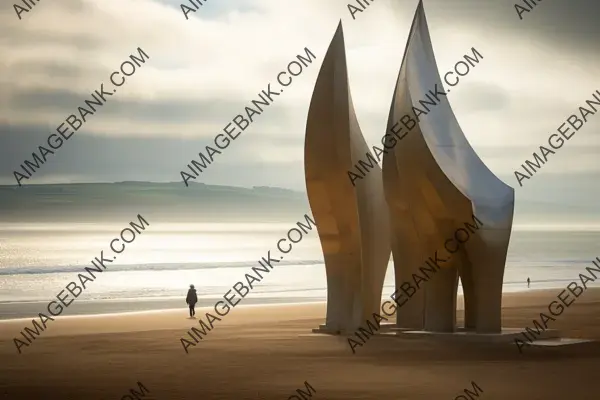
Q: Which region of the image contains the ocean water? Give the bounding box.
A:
[0,222,599,319]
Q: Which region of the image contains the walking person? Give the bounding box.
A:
[186,284,197,318]
[527,277,530,289]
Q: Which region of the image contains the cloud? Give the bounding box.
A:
[0,0,598,205]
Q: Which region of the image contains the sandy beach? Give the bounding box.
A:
[1,288,600,400]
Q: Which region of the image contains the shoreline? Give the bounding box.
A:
[0,296,326,321]
[0,285,568,321]
[0,287,582,328]
[0,298,326,325]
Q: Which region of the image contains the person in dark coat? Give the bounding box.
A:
[186,284,198,317]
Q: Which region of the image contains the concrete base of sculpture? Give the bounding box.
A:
[384,328,560,343]
[525,338,595,347]
[311,324,341,335]
[308,325,594,349]
[381,329,594,349]
[311,322,397,335]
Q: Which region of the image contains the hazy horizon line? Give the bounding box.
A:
[0,180,304,191]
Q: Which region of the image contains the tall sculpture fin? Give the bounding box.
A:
[382,1,515,333]
[304,22,392,333]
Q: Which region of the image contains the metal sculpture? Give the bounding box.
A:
[304,22,392,334]
[382,0,514,333]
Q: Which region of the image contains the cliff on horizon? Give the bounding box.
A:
[0,182,309,222]
[0,182,597,225]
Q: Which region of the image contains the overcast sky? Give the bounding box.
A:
[0,0,598,207]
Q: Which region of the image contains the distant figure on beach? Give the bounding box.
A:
[186,284,197,318]
[527,277,530,288]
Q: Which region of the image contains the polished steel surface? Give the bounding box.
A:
[304,22,392,333]
[382,1,515,333]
